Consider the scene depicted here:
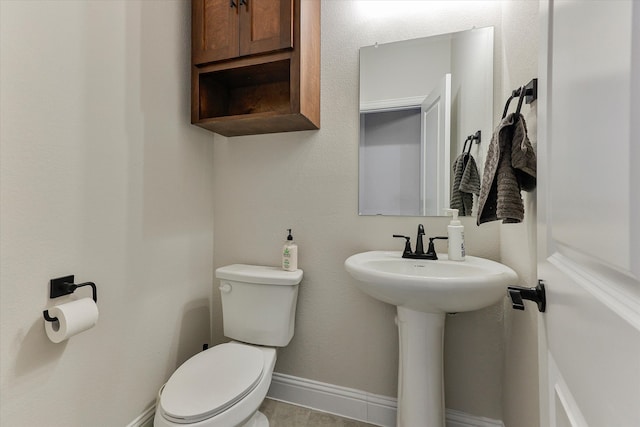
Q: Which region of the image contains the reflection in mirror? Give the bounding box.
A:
[359,27,494,217]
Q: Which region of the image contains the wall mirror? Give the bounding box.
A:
[359,27,494,216]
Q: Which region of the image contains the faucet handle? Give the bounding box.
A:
[426,236,448,260]
[393,235,412,256]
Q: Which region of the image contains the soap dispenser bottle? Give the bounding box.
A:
[445,209,465,261]
[282,229,298,271]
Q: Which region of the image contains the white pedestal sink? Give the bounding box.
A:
[344,251,517,427]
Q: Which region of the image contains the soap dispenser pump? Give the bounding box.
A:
[282,229,298,271]
[445,209,465,261]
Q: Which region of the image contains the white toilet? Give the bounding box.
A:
[154,264,303,427]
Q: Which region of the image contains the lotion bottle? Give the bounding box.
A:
[282,229,298,271]
[445,209,465,261]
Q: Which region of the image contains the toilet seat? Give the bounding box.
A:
[160,343,265,424]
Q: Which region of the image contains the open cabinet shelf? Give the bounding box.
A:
[198,59,292,120]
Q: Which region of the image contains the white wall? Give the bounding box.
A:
[212,0,537,422]
[1,0,540,425]
[0,1,214,425]
[499,1,541,426]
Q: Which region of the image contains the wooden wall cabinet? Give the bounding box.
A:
[192,0,293,65]
[191,0,320,137]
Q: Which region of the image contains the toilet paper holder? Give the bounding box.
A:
[43,275,98,322]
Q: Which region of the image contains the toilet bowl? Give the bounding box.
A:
[154,342,276,427]
[154,265,303,427]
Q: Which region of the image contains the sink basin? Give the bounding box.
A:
[344,250,518,313]
[345,250,519,426]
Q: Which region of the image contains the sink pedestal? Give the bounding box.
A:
[344,251,518,427]
[396,307,445,427]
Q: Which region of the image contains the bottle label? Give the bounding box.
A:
[283,248,291,269]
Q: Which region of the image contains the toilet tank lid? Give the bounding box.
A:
[216,264,303,285]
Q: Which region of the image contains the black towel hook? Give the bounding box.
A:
[515,85,527,115]
[42,275,98,322]
[502,78,538,119]
[471,130,481,143]
[461,135,472,155]
[465,140,473,156]
[501,93,515,119]
[463,130,481,156]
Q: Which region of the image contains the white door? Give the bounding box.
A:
[537,1,640,426]
[421,74,451,216]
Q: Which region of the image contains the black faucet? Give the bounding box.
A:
[393,225,446,260]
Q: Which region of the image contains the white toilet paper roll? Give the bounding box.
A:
[44,298,99,343]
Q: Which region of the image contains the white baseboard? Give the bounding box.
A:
[268,372,505,427]
[126,402,155,427]
[446,408,505,427]
[267,372,397,426]
[128,373,504,427]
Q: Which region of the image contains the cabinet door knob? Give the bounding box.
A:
[230,0,237,8]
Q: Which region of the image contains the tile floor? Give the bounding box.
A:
[260,398,378,427]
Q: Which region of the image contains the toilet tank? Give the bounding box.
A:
[215,264,303,347]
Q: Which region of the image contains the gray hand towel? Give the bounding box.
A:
[460,154,481,196]
[477,113,536,225]
[451,154,469,215]
[451,153,480,216]
[510,113,537,191]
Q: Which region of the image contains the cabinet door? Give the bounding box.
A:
[239,0,293,57]
[192,0,239,65]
